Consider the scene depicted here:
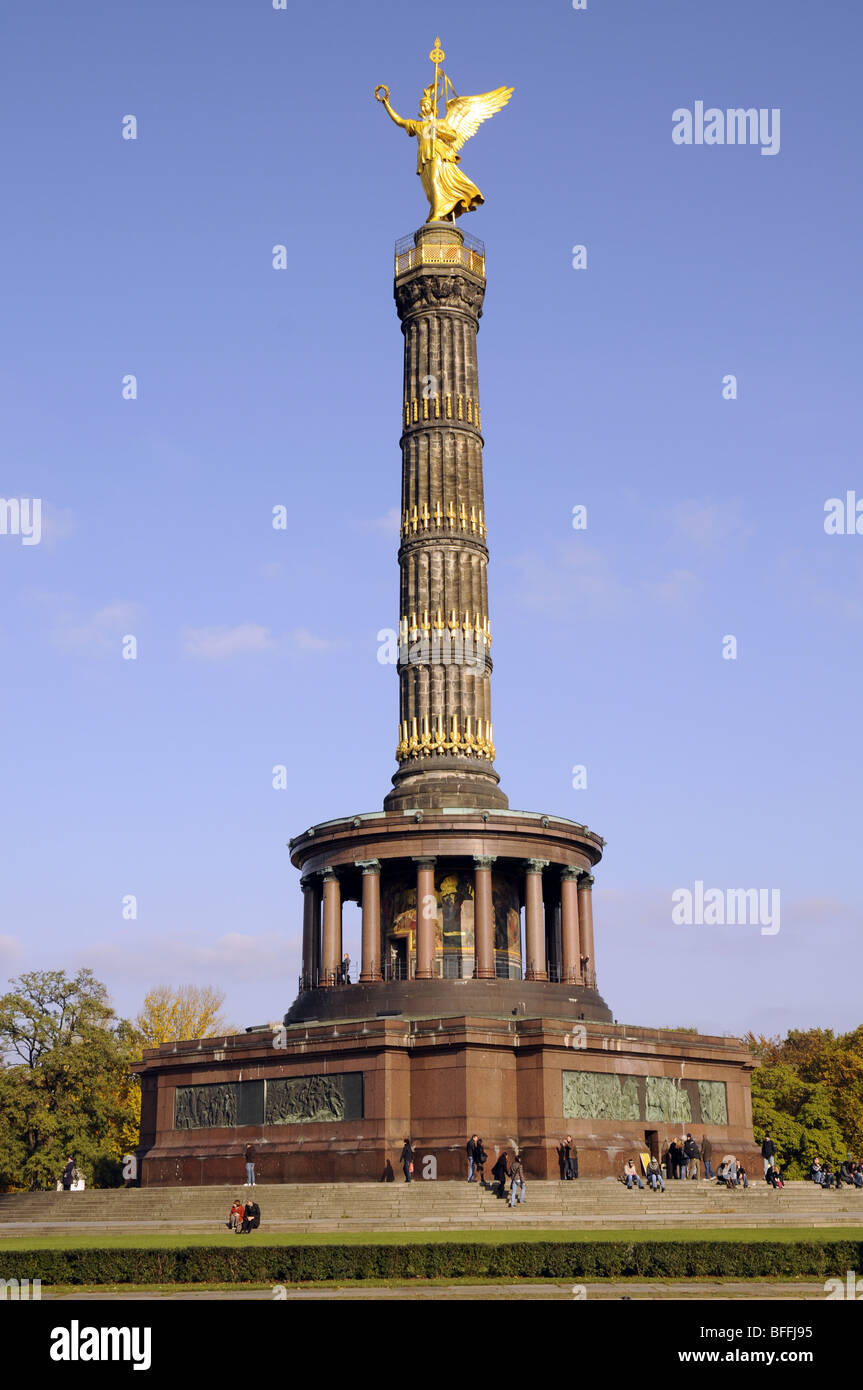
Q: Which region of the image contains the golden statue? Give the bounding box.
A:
[375,38,513,222]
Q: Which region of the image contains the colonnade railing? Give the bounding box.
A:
[297,957,598,993]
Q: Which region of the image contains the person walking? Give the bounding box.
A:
[244,1143,256,1186]
[61,1157,75,1192]
[473,1137,488,1188]
[508,1150,526,1207]
[701,1134,714,1180]
[466,1134,479,1182]
[761,1133,776,1179]
[400,1137,414,1183]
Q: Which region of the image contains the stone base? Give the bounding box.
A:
[383,758,509,812]
[134,1015,759,1186]
[284,977,613,1026]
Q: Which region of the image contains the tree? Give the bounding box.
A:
[0,969,141,1191]
[747,1027,863,1177]
[136,984,233,1048]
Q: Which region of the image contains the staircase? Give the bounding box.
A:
[1,1180,861,1236]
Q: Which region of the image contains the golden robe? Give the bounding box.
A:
[405,116,483,221]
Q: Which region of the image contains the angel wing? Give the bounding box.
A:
[444,87,513,153]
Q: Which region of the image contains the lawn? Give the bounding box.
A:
[2,1226,860,1251]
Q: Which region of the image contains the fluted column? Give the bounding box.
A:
[385,221,507,813]
[524,859,548,981]
[577,872,596,988]
[473,855,496,980]
[414,857,436,980]
[320,869,342,988]
[301,875,321,990]
[356,860,381,982]
[560,867,582,985]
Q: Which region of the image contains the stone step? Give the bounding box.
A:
[1,1179,860,1238]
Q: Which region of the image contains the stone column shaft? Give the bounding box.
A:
[301,876,321,990]
[357,861,381,982]
[524,859,548,981]
[473,856,496,980]
[414,857,436,980]
[321,870,341,987]
[560,867,582,985]
[578,873,596,989]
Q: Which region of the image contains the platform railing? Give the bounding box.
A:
[394,230,485,278]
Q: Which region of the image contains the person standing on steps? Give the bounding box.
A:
[491,1151,508,1198]
[701,1134,714,1180]
[761,1132,776,1179]
[400,1137,414,1182]
[683,1133,700,1180]
[508,1150,526,1207]
[244,1143,256,1186]
[560,1135,577,1180]
[466,1134,479,1182]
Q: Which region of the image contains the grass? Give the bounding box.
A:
[2,1226,861,1251]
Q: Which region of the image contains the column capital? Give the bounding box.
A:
[473,855,496,870]
[300,874,318,891]
[560,866,581,882]
[578,872,596,888]
[321,866,339,882]
[525,858,549,874]
[354,859,381,875]
[412,855,437,868]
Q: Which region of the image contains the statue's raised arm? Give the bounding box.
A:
[375,84,414,134]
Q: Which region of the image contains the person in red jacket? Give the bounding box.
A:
[227,1200,244,1233]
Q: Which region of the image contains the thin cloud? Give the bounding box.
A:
[290,627,341,652]
[55,601,140,652]
[78,932,299,986]
[0,935,22,975]
[183,624,274,659]
[351,507,401,535]
[666,499,753,548]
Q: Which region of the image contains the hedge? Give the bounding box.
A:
[2,1240,861,1285]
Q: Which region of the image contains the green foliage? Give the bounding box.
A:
[0,970,142,1192]
[748,1027,863,1178]
[2,1239,860,1285]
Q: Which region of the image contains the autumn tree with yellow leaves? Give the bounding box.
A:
[136,984,235,1048]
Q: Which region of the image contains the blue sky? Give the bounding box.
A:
[1,0,861,1039]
